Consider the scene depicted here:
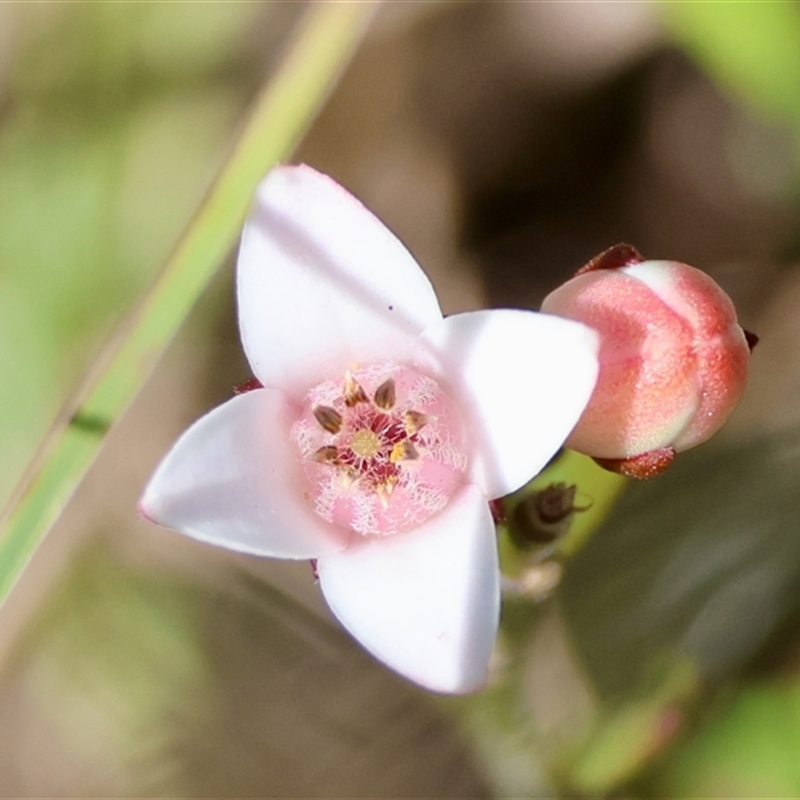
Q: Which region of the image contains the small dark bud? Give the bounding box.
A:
[510,483,586,548]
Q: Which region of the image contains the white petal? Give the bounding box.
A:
[237,165,443,396]
[414,310,599,498]
[317,484,499,694]
[140,389,348,559]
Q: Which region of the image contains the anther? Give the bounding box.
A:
[373,378,396,410]
[339,467,360,489]
[375,476,398,509]
[311,446,340,465]
[404,410,431,436]
[313,405,342,434]
[344,372,369,407]
[390,441,419,463]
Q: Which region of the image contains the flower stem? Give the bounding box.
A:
[0,1,378,609]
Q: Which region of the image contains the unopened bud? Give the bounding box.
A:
[510,483,584,547]
[541,244,753,478]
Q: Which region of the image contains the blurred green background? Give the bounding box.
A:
[3,2,800,797]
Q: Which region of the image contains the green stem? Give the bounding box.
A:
[0,1,378,608]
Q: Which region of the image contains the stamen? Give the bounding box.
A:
[339,468,359,489]
[404,410,431,436]
[375,476,398,509]
[293,363,468,537]
[344,371,369,407]
[373,378,396,410]
[313,405,342,434]
[390,441,419,463]
[311,446,340,465]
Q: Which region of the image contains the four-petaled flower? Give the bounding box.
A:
[140,165,599,694]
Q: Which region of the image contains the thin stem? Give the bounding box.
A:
[0,1,378,609]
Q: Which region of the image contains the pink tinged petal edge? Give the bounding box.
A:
[317,484,499,695]
[237,164,444,397]
[541,269,698,458]
[619,261,738,336]
[413,310,600,499]
[139,389,348,559]
[621,261,750,451]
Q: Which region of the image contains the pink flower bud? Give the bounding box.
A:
[541,245,754,478]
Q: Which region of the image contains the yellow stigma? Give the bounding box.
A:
[350,428,380,458]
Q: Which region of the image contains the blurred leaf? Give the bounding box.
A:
[0,113,127,340]
[16,547,208,796]
[663,2,800,129]
[0,283,56,504]
[445,657,557,799]
[136,3,267,79]
[0,5,259,509]
[652,676,800,797]
[0,2,376,609]
[554,425,800,794]
[560,427,800,700]
[568,657,697,795]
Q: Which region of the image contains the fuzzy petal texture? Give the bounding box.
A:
[317,484,499,694]
[237,165,443,397]
[140,389,349,559]
[413,310,600,498]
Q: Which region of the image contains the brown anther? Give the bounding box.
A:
[311,446,340,465]
[313,405,342,434]
[344,372,369,407]
[404,410,431,436]
[373,378,396,410]
[390,441,419,463]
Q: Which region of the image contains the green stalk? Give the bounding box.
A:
[0,1,378,608]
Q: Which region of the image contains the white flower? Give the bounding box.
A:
[140,165,599,694]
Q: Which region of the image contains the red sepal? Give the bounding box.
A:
[576,243,644,276]
[489,498,506,525]
[233,377,264,395]
[744,329,759,352]
[593,446,676,479]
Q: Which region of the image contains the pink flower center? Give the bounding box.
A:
[291,363,468,536]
